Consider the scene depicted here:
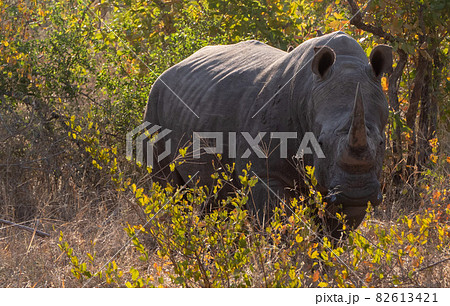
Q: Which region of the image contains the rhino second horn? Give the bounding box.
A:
[348,83,367,150]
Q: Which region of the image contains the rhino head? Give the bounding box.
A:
[309,44,392,239]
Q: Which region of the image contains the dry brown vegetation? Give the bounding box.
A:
[1,0,449,288]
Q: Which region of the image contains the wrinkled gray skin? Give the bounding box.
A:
[143,31,392,239]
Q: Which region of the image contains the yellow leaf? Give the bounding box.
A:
[428,138,438,147]
[333,12,343,20]
[381,77,388,91]
[430,154,438,163]
[328,19,340,29]
[295,235,304,243]
[135,188,143,198]
[342,269,348,279]
[318,282,328,287]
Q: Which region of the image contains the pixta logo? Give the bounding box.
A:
[126,122,172,167]
[127,121,325,167]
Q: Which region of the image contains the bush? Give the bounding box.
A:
[58,128,450,287]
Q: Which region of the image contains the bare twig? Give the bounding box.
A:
[0,218,50,238]
[416,257,450,273]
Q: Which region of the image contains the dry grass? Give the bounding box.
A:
[0,186,166,288]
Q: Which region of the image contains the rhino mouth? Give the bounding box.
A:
[325,183,382,207]
[321,185,382,239]
[332,190,382,207]
[320,202,368,240]
[322,190,380,240]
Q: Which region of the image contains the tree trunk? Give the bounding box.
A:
[388,49,407,170]
[405,53,429,168]
[417,61,432,168]
[417,50,441,167]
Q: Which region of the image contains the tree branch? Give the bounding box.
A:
[0,219,50,238]
[388,49,408,113]
[346,0,399,43]
[417,257,450,273]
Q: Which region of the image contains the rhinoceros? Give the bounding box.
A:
[143,31,392,239]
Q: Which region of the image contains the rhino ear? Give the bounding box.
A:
[312,46,336,79]
[369,45,393,77]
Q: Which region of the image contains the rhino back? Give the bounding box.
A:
[145,40,287,132]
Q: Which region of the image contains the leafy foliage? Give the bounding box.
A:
[58,136,450,287]
[0,0,449,288]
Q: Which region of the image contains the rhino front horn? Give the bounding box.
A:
[348,83,367,150]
